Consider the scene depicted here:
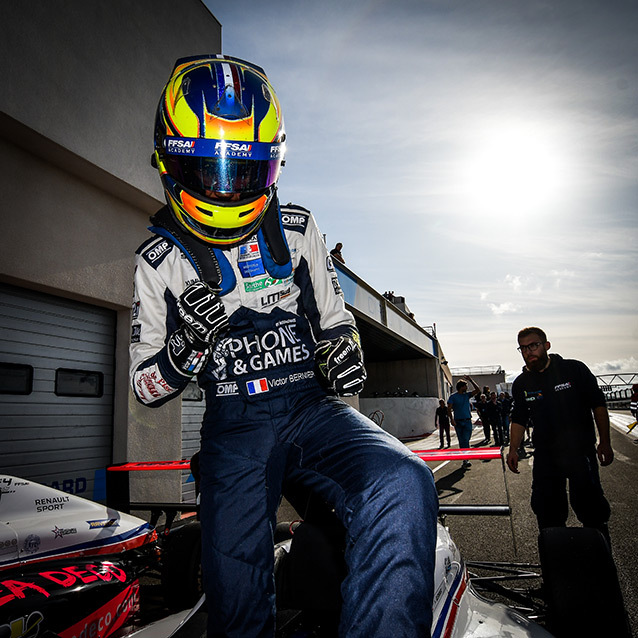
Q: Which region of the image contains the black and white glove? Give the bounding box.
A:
[315,334,367,397]
[176,281,229,345]
[168,282,229,376]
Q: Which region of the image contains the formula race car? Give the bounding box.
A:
[1,448,630,638]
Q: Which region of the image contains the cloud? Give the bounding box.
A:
[505,274,543,295]
[550,269,576,289]
[589,357,638,377]
[489,302,521,315]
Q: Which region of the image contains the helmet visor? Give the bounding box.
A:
[162,137,284,197]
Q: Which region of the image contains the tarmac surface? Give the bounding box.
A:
[276,409,638,636]
[405,410,638,637]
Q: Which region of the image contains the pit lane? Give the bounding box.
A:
[400,410,638,636]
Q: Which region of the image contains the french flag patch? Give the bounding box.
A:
[246,378,269,395]
[240,242,260,256]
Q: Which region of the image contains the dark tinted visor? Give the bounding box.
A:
[164,155,281,196]
[161,137,284,196]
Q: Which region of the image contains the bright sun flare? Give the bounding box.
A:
[462,123,567,219]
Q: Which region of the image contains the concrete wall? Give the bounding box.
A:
[0,1,222,503]
[1,0,221,203]
[359,397,438,440]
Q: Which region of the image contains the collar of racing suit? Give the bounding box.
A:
[149,192,292,297]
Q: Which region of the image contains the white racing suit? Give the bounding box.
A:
[130,204,437,637]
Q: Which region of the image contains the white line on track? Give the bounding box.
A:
[610,412,638,440]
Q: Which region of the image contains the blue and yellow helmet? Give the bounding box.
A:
[154,55,286,246]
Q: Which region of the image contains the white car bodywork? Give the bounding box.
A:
[1,475,553,638]
[132,522,553,638]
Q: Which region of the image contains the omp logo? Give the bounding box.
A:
[216,381,239,396]
[166,139,195,149]
[281,214,306,226]
[215,141,253,152]
[145,240,171,264]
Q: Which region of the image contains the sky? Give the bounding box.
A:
[204,0,637,379]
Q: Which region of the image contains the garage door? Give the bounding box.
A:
[0,283,115,501]
[181,382,205,504]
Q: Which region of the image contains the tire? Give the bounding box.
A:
[538,527,631,637]
[160,521,203,611]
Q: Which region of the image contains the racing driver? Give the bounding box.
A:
[129,55,438,637]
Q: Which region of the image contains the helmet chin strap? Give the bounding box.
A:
[257,189,293,276]
[149,207,230,292]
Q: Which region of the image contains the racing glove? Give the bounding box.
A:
[315,334,367,397]
[167,281,229,376]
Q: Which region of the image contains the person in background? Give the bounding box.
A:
[435,398,451,448]
[447,375,481,468]
[506,326,614,546]
[330,242,345,263]
[475,393,491,444]
[499,391,512,444]
[484,391,504,446]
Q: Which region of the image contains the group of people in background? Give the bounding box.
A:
[475,388,513,447]
[434,327,614,551]
[435,380,514,455]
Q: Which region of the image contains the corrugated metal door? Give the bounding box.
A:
[181,382,204,503]
[0,283,115,501]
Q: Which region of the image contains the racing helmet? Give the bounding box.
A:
[153,55,286,246]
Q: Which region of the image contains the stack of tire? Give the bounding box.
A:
[539,527,632,637]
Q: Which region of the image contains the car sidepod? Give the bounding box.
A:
[431,523,553,638]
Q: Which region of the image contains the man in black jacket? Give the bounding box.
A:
[506,327,613,544]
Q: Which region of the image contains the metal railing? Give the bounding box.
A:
[596,373,638,411]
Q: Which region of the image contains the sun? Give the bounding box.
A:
[461,121,568,219]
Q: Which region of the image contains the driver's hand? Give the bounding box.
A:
[315,334,366,397]
[176,281,228,346]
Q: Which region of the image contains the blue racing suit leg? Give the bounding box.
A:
[199,398,286,637]
[284,392,438,638]
[199,387,438,638]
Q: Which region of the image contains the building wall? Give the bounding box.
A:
[1,0,221,202]
[0,1,222,503]
[359,397,438,439]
